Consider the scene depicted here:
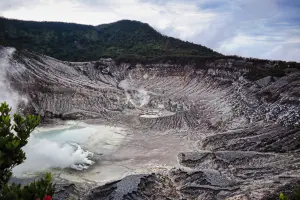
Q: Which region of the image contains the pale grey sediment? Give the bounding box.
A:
[1,46,300,199]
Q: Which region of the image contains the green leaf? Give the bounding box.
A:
[279,192,288,200]
[45,172,52,183]
[5,142,13,150]
[12,140,20,148]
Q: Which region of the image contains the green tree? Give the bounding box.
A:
[279,192,288,200]
[278,187,300,200]
[0,17,221,61]
[0,102,55,200]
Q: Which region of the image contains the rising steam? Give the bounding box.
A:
[12,125,97,176]
[12,123,125,176]
[0,47,27,112]
[119,79,150,107]
[0,48,96,175]
[12,136,94,176]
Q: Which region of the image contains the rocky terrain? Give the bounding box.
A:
[1,46,300,200]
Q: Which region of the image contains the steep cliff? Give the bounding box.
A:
[1,46,300,199]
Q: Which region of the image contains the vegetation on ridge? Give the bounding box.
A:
[0,17,221,61]
[1,17,299,82]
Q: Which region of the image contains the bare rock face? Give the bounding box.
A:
[1,47,300,199]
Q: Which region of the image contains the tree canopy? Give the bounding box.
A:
[0,102,55,200]
[0,18,221,61]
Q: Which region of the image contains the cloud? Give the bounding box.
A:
[1,0,299,61]
[263,44,300,62]
[218,34,300,62]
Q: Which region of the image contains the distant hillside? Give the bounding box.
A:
[0,17,221,61]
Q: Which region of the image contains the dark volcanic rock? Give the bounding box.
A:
[84,174,180,200]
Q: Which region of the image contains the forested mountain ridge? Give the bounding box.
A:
[0,17,221,61]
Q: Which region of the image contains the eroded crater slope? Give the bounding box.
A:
[1,46,300,199]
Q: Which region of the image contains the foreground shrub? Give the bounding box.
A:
[0,102,55,199]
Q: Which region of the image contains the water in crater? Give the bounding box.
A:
[13,121,189,184]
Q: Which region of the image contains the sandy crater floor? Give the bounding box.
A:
[13,121,191,185]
